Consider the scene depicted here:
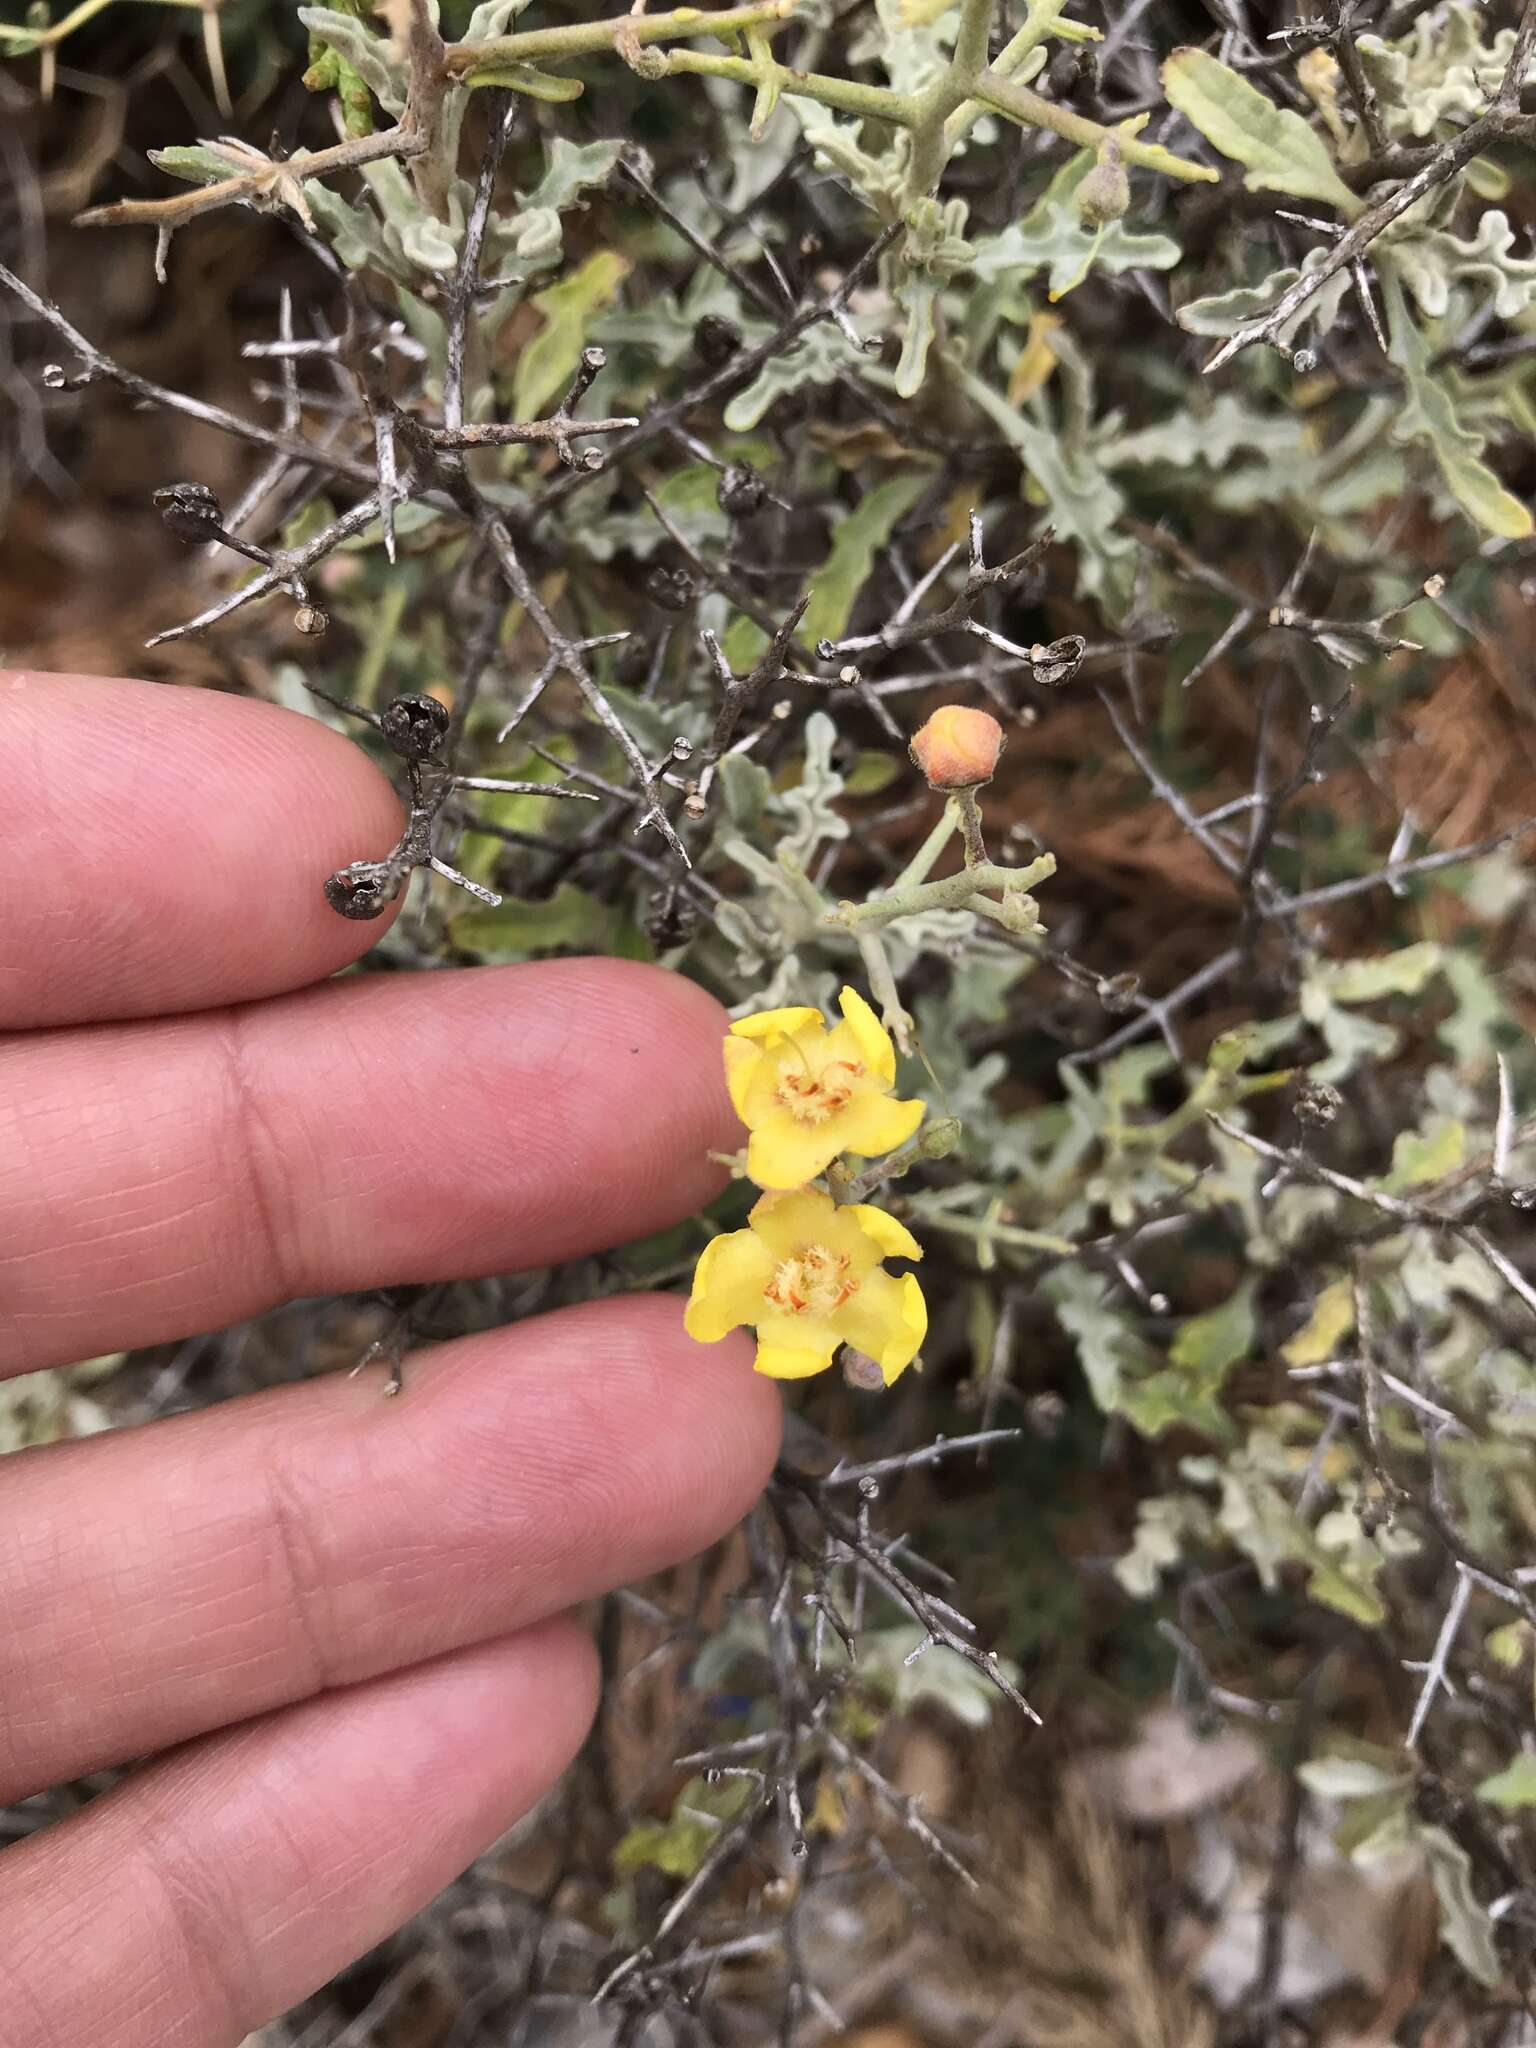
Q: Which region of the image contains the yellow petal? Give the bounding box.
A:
[747,1116,840,1192]
[755,1341,838,1380]
[835,1090,925,1162]
[731,1004,823,1045]
[847,1203,923,1264]
[837,986,895,1084]
[723,1035,760,1119]
[840,1269,927,1381]
[685,1228,775,1343]
[748,1186,839,1254]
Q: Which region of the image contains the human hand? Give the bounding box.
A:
[0,671,780,2048]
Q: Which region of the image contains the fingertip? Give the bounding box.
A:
[0,671,405,1025]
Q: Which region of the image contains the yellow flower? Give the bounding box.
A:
[725,986,925,1191]
[686,1188,927,1383]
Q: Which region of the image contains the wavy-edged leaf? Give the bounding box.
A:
[1162,47,1361,214]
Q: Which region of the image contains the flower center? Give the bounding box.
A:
[763,1243,860,1318]
[773,1057,861,1125]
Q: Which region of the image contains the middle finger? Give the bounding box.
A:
[0,956,733,1376]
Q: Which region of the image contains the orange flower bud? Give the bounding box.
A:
[909,705,1005,788]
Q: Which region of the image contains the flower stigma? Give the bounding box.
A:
[765,1243,859,1317]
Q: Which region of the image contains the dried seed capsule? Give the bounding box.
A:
[717,462,766,517]
[1030,634,1085,688]
[379,693,451,761]
[324,860,399,920]
[293,604,329,637]
[153,481,224,544]
[646,565,695,614]
[1295,1080,1344,1129]
[645,890,698,950]
[910,704,1005,789]
[693,313,742,368]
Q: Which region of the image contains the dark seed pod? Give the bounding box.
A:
[645,889,699,950]
[1295,1080,1344,1129]
[717,462,766,517]
[324,860,399,920]
[693,313,742,368]
[613,635,651,686]
[379,693,451,761]
[646,565,695,614]
[1045,43,1099,105]
[1026,1391,1068,1439]
[153,481,224,544]
[1030,634,1086,688]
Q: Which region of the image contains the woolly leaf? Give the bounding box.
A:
[1161,47,1361,214]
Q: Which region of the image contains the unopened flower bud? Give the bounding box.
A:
[918,1115,962,1159]
[1076,136,1130,228]
[909,704,1005,789]
[154,480,223,543]
[842,1347,887,1391]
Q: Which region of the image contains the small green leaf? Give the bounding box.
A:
[802,473,928,647]
[1419,1823,1501,1987]
[1282,1277,1356,1367]
[1161,47,1362,215]
[1476,1754,1536,1809]
[452,882,651,961]
[512,249,629,421]
[1171,1280,1256,1376]
[147,143,251,187]
[1383,271,1533,540]
[464,61,583,99]
[1383,1115,1465,1190]
[1305,1559,1385,1626]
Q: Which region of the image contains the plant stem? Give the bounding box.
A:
[829,852,1055,932]
[890,808,959,894]
[973,70,1219,181]
[445,1,798,75]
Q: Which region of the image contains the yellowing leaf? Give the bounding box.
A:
[512,248,629,422]
[1478,1754,1536,1808]
[1161,47,1362,215]
[1383,1115,1465,1191]
[1282,1277,1356,1366]
[1008,310,1063,405]
[1171,1280,1256,1376]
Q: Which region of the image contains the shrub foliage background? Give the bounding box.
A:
[5,0,1536,2038]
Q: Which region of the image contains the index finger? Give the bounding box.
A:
[1,670,405,1029]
